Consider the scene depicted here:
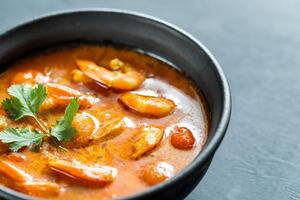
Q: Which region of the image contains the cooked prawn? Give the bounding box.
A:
[63,107,128,148]
[95,118,127,142]
[10,70,50,85]
[119,92,176,118]
[87,105,128,142]
[40,83,98,110]
[131,125,164,159]
[0,160,60,197]
[11,70,98,110]
[48,159,118,186]
[6,153,27,162]
[17,181,60,197]
[72,58,129,83]
[0,160,32,182]
[63,112,99,148]
[76,59,145,90]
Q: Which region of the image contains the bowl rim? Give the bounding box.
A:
[0,9,231,200]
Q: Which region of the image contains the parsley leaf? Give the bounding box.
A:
[0,128,44,152]
[51,98,79,141]
[2,84,47,120]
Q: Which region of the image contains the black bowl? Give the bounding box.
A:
[0,9,231,200]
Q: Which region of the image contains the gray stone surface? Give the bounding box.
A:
[1,1,299,199]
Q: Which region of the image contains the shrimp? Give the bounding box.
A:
[10,70,50,85]
[17,181,60,197]
[48,159,118,186]
[63,112,99,148]
[7,153,27,162]
[90,105,128,139]
[119,92,176,118]
[76,59,145,90]
[131,125,164,159]
[61,104,129,148]
[40,83,98,110]
[92,108,127,141]
[0,160,60,197]
[0,160,32,182]
[96,118,127,141]
[11,70,98,110]
[63,108,127,148]
[0,159,59,197]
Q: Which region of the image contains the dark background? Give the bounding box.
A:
[1,1,299,200]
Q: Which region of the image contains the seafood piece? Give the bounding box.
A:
[72,145,113,165]
[90,106,128,141]
[10,70,50,85]
[64,107,127,148]
[17,181,60,197]
[0,160,31,182]
[72,59,131,84]
[40,83,98,110]
[131,125,164,159]
[76,59,145,90]
[141,162,174,185]
[95,118,127,141]
[11,71,98,110]
[48,159,118,186]
[7,153,27,162]
[63,112,99,148]
[0,160,60,197]
[119,92,176,118]
[170,127,196,150]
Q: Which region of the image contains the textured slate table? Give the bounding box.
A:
[1,1,299,200]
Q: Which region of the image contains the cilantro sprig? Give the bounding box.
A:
[0,84,79,152]
[2,84,48,134]
[51,98,79,141]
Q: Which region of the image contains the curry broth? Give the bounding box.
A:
[0,45,209,200]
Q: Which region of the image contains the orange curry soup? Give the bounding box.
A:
[0,45,209,199]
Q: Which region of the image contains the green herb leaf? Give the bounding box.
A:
[51,98,79,141]
[0,128,44,152]
[2,84,47,120]
[0,84,80,152]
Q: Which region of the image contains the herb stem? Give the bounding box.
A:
[50,137,68,152]
[33,116,50,136]
[32,117,68,152]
